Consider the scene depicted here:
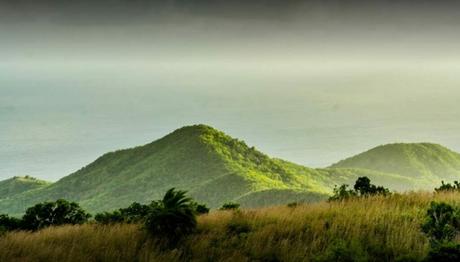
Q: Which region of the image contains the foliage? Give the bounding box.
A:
[21,199,91,231]
[0,214,22,233]
[328,184,357,201]
[354,176,390,196]
[94,210,125,224]
[3,191,455,261]
[219,202,240,210]
[329,177,390,201]
[0,176,50,199]
[192,202,210,215]
[435,181,460,193]
[425,242,460,262]
[421,202,460,243]
[145,188,197,240]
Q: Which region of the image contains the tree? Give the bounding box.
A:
[0,214,22,233]
[95,202,151,224]
[144,188,197,240]
[354,177,389,196]
[329,177,390,201]
[191,202,210,215]
[21,199,91,230]
[328,184,357,201]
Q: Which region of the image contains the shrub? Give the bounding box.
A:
[426,242,460,261]
[21,199,91,231]
[220,202,240,211]
[329,177,390,201]
[435,181,460,193]
[226,220,251,236]
[193,203,210,215]
[94,210,125,224]
[287,202,299,208]
[145,188,197,240]
[328,184,357,201]
[0,214,22,233]
[421,202,460,243]
[95,202,151,224]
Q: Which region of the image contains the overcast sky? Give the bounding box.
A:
[2,0,460,181]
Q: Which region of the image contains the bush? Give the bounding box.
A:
[21,199,91,231]
[329,177,390,201]
[328,184,357,201]
[426,242,460,262]
[94,210,125,224]
[95,202,151,224]
[0,214,22,233]
[193,203,210,215]
[220,202,240,211]
[421,202,460,243]
[435,181,460,193]
[145,188,197,240]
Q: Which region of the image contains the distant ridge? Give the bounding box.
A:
[0,176,50,199]
[330,143,460,181]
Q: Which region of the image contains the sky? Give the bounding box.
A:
[1,0,460,181]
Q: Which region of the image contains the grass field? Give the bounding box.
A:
[1,191,459,261]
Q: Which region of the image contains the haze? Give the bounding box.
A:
[1,0,460,181]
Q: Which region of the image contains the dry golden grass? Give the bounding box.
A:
[1,191,460,261]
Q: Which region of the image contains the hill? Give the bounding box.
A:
[0,176,50,199]
[330,143,460,186]
[0,125,340,215]
[1,191,456,261]
[3,127,457,216]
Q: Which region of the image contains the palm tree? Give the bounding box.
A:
[145,188,197,240]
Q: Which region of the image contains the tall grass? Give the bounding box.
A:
[1,191,459,261]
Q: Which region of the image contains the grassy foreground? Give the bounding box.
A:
[1,192,460,261]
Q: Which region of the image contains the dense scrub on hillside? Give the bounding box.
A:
[3,191,460,261]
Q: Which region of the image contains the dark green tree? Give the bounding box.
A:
[0,214,22,233]
[144,188,197,240]
[21,199,91,230]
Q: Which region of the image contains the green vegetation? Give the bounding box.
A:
[145,188,197,241]
[435,181,460,193]
[329,177,390,201]
[3,125,460,216]
[0,176,50,199]
[331,143,460,187]
[219,202,240,211]
[2,192,460,261]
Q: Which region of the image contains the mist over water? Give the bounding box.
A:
[1,0,460,181]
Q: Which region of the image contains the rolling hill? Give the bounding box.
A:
[1,126,459,216]
[0,125,336,215]
[0,176,50,199]
[330,143,460,185]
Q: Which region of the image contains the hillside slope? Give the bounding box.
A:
[0,125,337,215]
[330,143,460,185]
[0,176,51,199]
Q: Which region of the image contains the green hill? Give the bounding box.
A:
[0,176,51,199]
[3,127,457,216]
[330,143,460,186]
[0,125,338,215]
